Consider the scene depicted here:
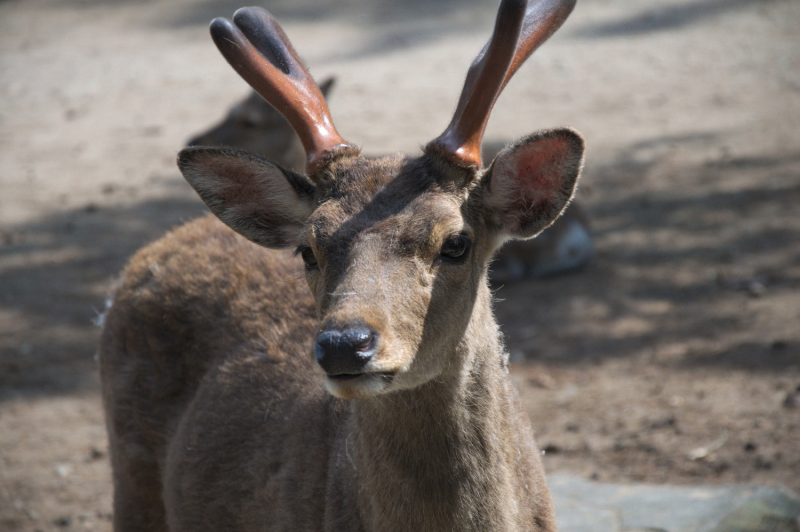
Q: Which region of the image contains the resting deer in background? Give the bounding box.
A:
[188,84,592,282]
[100,0,583,530]
[186,77,336,172]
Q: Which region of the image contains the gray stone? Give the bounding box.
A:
[555,506,620,532]
[548,474,800,532]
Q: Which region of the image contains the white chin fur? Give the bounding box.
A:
[323,374,391,400]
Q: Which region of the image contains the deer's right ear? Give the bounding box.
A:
[178,146,316,248]
[476,128,584,242]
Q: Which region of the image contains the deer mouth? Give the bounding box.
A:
[327,371,395,383]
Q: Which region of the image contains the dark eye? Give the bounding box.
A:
[439,235,471,261]
[296,246,318,269]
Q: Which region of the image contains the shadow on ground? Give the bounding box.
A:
[494,134,800,371]
[0,178,208,400]
[572,0,780,39]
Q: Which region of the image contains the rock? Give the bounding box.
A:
[549,474,800,532]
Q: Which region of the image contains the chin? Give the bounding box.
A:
[323,372,396,400]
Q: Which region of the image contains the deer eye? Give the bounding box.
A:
[439,235,471,261]
[295,246,318,269]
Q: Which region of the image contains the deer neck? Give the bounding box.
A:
[345,282,521,531]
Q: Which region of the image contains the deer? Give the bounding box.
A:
[99,0,584,530]
[187,82,592,282]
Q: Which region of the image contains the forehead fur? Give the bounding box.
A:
[317,154,473,208]
[308,154,470,252]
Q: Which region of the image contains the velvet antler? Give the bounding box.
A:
[210,7,358,176]
[426,0,577,169]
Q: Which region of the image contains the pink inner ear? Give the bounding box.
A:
[484,130,585,238]
[489,136,572,234]
[511,136,569,205]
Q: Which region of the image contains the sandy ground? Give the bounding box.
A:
[1,0,799,530]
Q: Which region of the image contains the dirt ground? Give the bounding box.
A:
[1,0,799,530]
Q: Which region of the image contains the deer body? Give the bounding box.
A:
[101,1,582,530]
[103,173,555,532]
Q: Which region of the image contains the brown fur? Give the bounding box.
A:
[101,3,586,529]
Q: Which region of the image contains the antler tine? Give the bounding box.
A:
[210,7,358,176]
[426,0,577,169]
[502,0,576,92]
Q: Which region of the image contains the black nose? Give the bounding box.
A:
[315,325,378,376]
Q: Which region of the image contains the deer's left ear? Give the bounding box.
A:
[476,128,584,241]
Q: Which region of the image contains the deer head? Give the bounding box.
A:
[178,0,583,400]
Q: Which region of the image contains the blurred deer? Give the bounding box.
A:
[187,77,335,172]
[188,88,592,283]
[101,1,583,530]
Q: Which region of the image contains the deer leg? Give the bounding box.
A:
[106,417,169,532]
